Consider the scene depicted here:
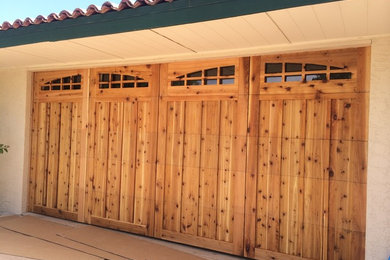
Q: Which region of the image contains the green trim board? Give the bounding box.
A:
[0,0,340,49]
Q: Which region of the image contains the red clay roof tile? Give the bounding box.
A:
[0,0,175,31]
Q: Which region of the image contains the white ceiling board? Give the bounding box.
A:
[267,9,306,42]
[368,0,390,35]
[0,49,57,68]
[340,0,368,37]
[313,2,345,39]
[287,5,326,41]
[242,13,289,44]
[71,30,192,59]
[8,41,118,63]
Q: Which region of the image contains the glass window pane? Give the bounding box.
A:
[52,79,61,84]
[99,74,109,82]
[41,86,50,91]
[330,66,343,70]
[123,82,135,88]
[187,71,202,78]
[73,85,81,90]
[137,82,149,88]
[72,75,81,83]
[51,85,61,90]
[171,80,185,87]
[285,63,302,72]
[265,63,282,74]
[99,84,109,89]
[330,72,352,80]
[205,68,218,77]
[204,79,217,85]
[305,64,327,71]
[123,75,135,81]
[62,77,71,83]
[220,78,235,85]
[111,83,121,88]
[285,75,302,82]
[305,74,327,81]
[187,80,202,86]
[111,74,121,82]
[265,76,282,83]
[220,66,235,76]
[62,85,71,90]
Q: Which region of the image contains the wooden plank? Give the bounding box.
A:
[163,101,185,232]
[161,230,233,254]
[68,102,82,213]
[91,216,147,236]
[279,100,306,257]
[92,102,110,218]
[105,102,123,220]
[29,102,39,208]
[46,103,61,208]
[78,69,90,221]
[216,100,235,243]
[180,101,202,235]
[119,101,138,223]
[256,100,283,252]
[85,97,96,223]
[57,103,72,211]
[244,56,261,258]
[133,101,153,226]
[302,99,331,260]
[33,205,78,222]
[198,101,220,240]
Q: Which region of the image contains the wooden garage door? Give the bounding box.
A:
[84,65,159,236]
[154,58,249,255]
[244,48,369,260]
[29,70,88,221]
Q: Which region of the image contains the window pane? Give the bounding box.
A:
[205,68,218,77]
[99,84,109,89]
[123,82,135,88]
[41,86,50,91]
[72,75,81,83]
[220,78,235,85]
[305,64,327,71]
[330,66,343,70]
[265,63,282,74]
[123,75,135,80]
[99,74,109,82]
[285,75,302,82]
[73,85,81,90]
[137,82,149,88]
[305,74,326,81]
[171,80,185,86]
[62,85,71,90]
[265,76,282,83]
[204,79,218,85]
[111,83,121,88]
[51,85,61,90]
[187,80,202,85]
[220,66,235,76]
[62,77,71,83]
[285,63,302,72]
[111,74,121,82]
[330,72,352,80]
[187,71,202,78]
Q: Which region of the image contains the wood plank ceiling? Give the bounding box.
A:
[0,0,389,70]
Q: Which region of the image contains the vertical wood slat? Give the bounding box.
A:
[85,97,96,223]
[106,102,123,220]
[163,101,185,232]
[279,100,306,257]
[198,101,220,239]
[28,102,39,211]
[46,103,61,208]
[69,102,82,213]
[133,101,153,226]
[180,101,202,235]
[93,102,110,218]
[57,103,72,211]
[119,101,138,223]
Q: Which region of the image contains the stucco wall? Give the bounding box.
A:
[0,69,31,214]
[366,36,390,260]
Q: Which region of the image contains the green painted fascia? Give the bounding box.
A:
[0,0,340,48]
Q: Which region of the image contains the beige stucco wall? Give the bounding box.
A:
[366,36,390,260]
[0,69,31,214]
